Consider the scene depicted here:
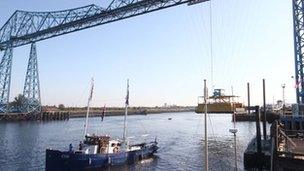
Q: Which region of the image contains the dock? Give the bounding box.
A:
[0,112,70,121]
[234,111,279,122]
[243,107,304,170]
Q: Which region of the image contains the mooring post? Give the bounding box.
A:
[255,105,262,169]
[263,79,267,140]
[270,120,278,171]
[255,106,263,170]
[247,82,251,114]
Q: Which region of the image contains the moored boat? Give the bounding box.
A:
[45,79,158,170]
[46,135,158,170]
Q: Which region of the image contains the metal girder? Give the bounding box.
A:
[0,0,210,113]
[0,0,209,50]
[293,0,304,104]
[23,42,41,113]
[0,44,13,112]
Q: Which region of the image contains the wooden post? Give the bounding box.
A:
[247,83,251,114]
[263,79,267,140]
[255,106,262,169]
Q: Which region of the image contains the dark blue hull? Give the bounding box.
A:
[45,142,158,171]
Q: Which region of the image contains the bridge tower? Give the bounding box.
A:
[293,0,304,104]
[0,44,13,113]
[23,43,41,113]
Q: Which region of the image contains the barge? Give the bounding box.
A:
[196,89,245,113]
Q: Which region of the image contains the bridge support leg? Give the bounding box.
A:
[293,0,304,104]
[23,43,41,113]
[0,46,13,113]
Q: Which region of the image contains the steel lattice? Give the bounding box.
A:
[0,0,208,51]
[23,43,41,113]
[293,0,304,104]
[0,44,13,112]
[0,0,209,113]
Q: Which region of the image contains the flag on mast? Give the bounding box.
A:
[101,104,106,121]
[89,78,94,101]
[125,79,129,105]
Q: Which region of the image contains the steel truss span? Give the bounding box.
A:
[293,0,304,104]
[0,0,209,51]
[0,0,209,113]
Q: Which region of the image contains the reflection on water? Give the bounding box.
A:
[0,112,264,170]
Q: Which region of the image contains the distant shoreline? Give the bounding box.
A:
[0,106,196,122]
[63,106,195,118]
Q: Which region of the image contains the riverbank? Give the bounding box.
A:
[64,106,195,118]
[0,106,195,121]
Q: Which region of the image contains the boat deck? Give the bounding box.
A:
[288,138,304,153]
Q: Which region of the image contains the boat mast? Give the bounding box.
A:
[123,79,129,147]
[204,79,208,171]
[230,86,238,170]
[84,78,94,137]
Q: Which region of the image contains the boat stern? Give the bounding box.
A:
[45,149,70,171]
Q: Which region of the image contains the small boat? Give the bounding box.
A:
[45,79,158,170]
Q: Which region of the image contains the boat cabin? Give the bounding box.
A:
[108,140,122,153]
[78,135,122,154]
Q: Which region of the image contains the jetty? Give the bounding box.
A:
[244,106,304,170]
[0,112,70,122]
[234,80,280,122]
[234,108,279,122]
[0,112,69,121]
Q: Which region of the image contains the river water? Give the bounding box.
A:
[0,112,261,171]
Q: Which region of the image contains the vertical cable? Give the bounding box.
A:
[209,0,214,89]
[207,5,214,157]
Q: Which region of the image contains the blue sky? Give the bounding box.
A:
[0,0,296,107]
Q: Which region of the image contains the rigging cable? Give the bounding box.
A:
[207,1,224,170]
[209,0,214,89]
[72,80,91,108]
[185,2,223,170]
[231,86,238,170]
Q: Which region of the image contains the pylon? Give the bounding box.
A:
[0,44,13,113]
[23,42,41,113]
